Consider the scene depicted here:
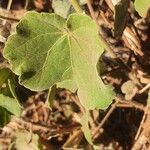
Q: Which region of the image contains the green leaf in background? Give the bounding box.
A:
[134,0,150,17]
[8,78,23,107]
[0,68,11,87]
[8,79,18,100]
[0,94,21,117]
[0,107,11,127]
[0,68,21,118]
[148,90,150,107]
[0,68,12,97]
[52,0,71,18]
[46,84,57,108]
[0,82,12,97]
[3,12,115,110]
[13,130,42,150]
[114,0,129,38]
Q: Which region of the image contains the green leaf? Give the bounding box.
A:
[0,82,12,97]
[52,0,71,18]
[13,130,42,150]
[8,79,18,100]
[114,0,129,38]
[0,68,11,87]
[134,0,150,17]
[46,84,57,108]
[3,12,115,110]
[0,107,11,127]
[8,78,23,107]
[0,94,21,116]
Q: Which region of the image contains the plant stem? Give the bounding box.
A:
[0,14,19,22]
[69,0,83,13]
[24,0,29,10]
[92,100,118,139]
[7,0,13,10]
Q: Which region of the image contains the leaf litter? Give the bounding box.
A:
[0,0,150,150]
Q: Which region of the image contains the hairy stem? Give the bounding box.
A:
[69,0,83,13]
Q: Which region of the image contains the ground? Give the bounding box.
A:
[0,0,150,150]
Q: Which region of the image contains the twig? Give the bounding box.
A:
[116,103,135,108]
[0,138,11,143]
[134,107,148,140]
[70,94,86,114]
[6,117,81,137]
[116,97,146,111]
[132,108,150,150]
[63,130,83,148]
[92,100,118,139]
[86,0,117,59]
[24,0,29,10]
[105,0,114,11]
[7,0,13,11]
[2,0,13,25]
[138,83,150,94]
[86,0,142,88]
[104,0,144,56]
[129,13,143,44]
[12,117,51,132]
[0,15,20,22]
[86,0,99,27]
[123,27,144,56]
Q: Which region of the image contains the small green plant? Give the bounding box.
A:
[3,12,115,143]
[3,12,115,110]
[1,0,150,147]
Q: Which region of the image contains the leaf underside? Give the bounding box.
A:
[3,12,115,110]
